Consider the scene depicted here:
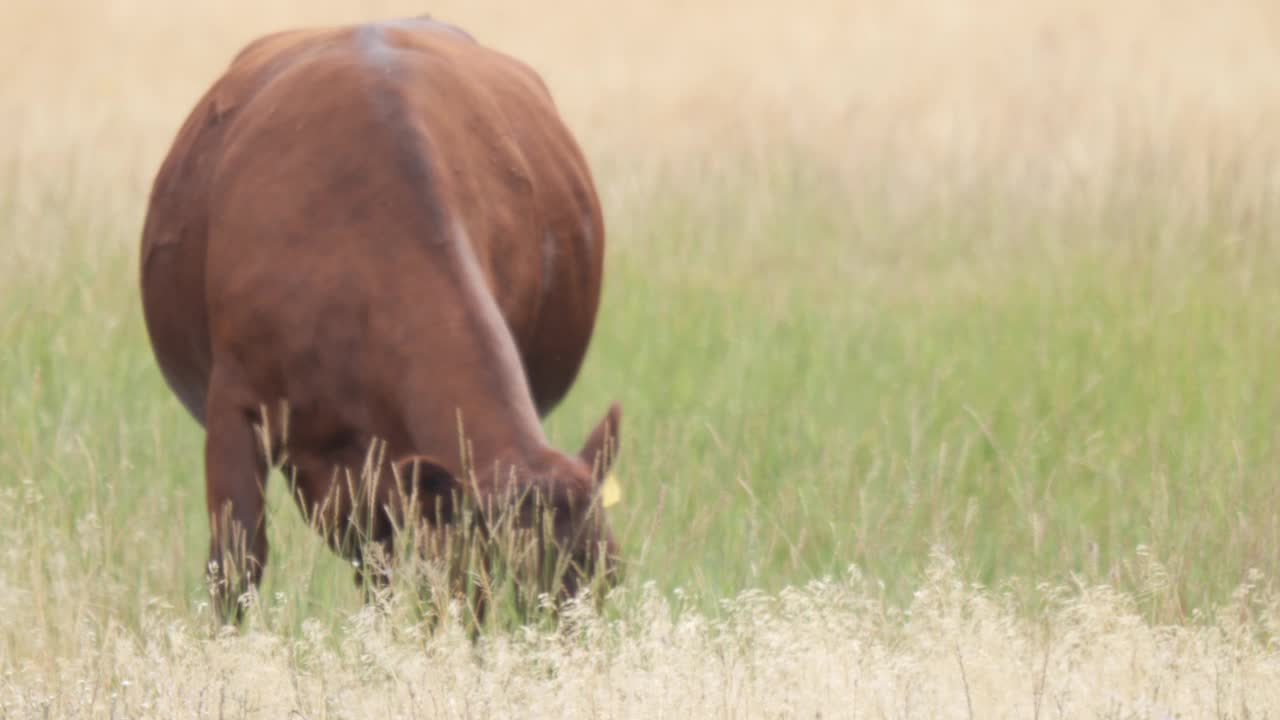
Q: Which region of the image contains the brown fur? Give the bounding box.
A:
[139,18,619,618]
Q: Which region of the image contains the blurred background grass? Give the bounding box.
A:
[2,0,1280,663]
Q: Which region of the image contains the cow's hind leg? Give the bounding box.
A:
[203,365,269,623]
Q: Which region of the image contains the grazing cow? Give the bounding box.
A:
[139,16,620,619]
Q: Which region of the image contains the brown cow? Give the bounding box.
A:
[139,16,620,620]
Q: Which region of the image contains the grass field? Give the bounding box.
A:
[4,0,1280,715]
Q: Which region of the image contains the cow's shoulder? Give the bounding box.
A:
[214,28,345,118]
[142,28,335,257]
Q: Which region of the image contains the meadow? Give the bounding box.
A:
[4,0,1280,715]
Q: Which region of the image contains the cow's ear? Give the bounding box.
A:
[392,454,457,496]
[578,402,622,484]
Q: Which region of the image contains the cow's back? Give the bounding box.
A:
[140,20,605,424]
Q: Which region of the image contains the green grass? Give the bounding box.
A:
[2,144,1279,659]
[556,148,1280,619]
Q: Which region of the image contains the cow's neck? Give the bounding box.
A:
[400,226,550,488]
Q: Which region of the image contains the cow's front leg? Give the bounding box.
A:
[203,367,269,624]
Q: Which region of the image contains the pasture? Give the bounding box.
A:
[4,0,1280,715]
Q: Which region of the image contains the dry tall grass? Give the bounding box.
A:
[6,0,1280,191]
[5,0,1280,716]
[6,553,1280,717]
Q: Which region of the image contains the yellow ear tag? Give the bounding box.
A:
[600,472,622,508]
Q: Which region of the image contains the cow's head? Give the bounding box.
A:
[541,401,623,597]
[395,402,623,600]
